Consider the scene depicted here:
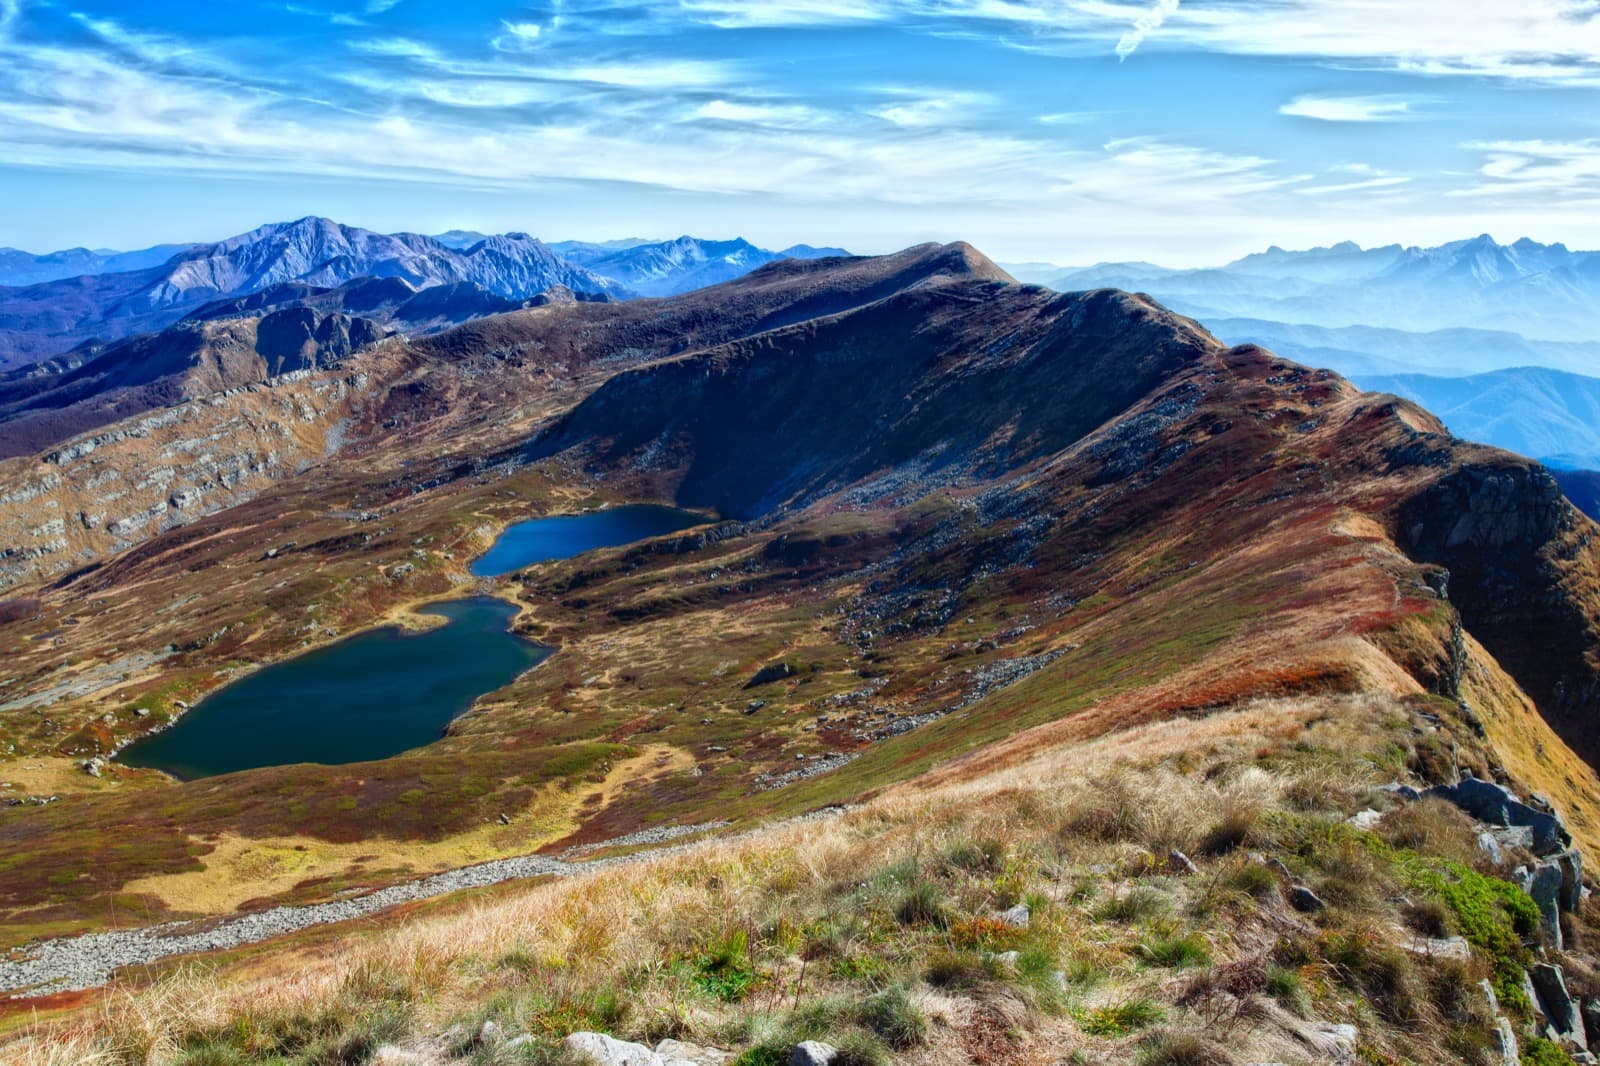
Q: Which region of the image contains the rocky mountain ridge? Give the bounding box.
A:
[0,242,1598,1014]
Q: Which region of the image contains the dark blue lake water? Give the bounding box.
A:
[469,504,707,577]
[119,597,548,780]
[120,504,707,779]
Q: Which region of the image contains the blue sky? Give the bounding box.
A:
[3,0,1600,264]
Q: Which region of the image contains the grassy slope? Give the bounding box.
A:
[5,689,1585,1066]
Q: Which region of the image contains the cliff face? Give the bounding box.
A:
[1399,458,1600,763]
[0,309,392,462]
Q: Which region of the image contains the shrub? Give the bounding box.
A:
[1137,934,1211,969]
[1378,800,1481,868]
[1136,1030,1238,1066]
[894,882,952,929]
[694,928,758,1002]
[856,987,927,1051]
[925,948,1000,989]
[943,837,1007,874]
[1095,887,1166,923]
[1263,966,1306,1012]
[831,1032,892,1066]
[1323,929,1423,1025]
[1521,1036,1577,1066]
[1403,898,1457,939]
[1196,794,1263,857]
[950,916,1024,950]
[1222,862,1279,901]
[1079,997,1163,1036]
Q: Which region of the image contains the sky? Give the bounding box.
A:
[3,0,1600,266]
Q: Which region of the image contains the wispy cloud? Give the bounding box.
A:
[663,0,1600,81]
[867,88,994,129]
[1280,95,1418,123]
[693,99,829,127]
[1454,139,1600,201]
[1116,0,1179,60]
[1295,176,1412,196]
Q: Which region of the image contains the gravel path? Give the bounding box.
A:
[0,817,752,997]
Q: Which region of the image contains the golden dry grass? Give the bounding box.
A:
[1,691,1528,1066]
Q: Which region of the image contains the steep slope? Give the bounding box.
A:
[528,284,1206,515]
[0,242,1598,1031]
[0,243,998,589]
[0,309,389,460]
[1356,366,1600,469]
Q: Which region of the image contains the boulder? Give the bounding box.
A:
[744,662,797,689]
[1167,849,1199,876]
[1402,935,1470,961]
[996,903,1031,928]
[1530,963,1588,1051]
[790,1042,837,1066]
[1382,781,1422,801]
[1583,999,1600,1049]
[371,1048,437,1066]
[655,1040,731,1065]
[565,1032,664,1066]
[1558,850,1584,912]
[1426,778,1571,855]
[1477,831,1503,865]
[1530,862,1566,949]
[1491,1017,1519,1065]
[1346,809,1384,831]
[1288,885,1327,913]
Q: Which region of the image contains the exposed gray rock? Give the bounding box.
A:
[1288,884,1327,912]
[1558,849,1584,911]
[1494,825,1536,850]
[1167,849,1199,876]
[1402,935,1470,961]
[655,1039,732,1065]
[1531,861,1566,949]
[1584,999,1600,1049]
[565,1032,663,1066]
[1382,781,1422,801]
[1346,809,1384,830]
[790,1042,837,1066]
[996,903,1031,928]
[1492,1017,1519,1065]
[744,662,797,689]
[1477,831,1503,865]
[1531,963,1587,1050]
[1426,777,1571,855]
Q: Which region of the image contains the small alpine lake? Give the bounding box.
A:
[119,597,549,780]
[120,504,709,780]
[469,504,708,577]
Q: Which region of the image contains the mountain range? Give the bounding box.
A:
[4,241,1600,1062]
[0,243,197,288]
[1011,234,1600,344]
[550,236,849,297]
[1010,235,1600,488]
[0,219,849,370]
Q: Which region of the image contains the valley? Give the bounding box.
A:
[2,241,1600,1064]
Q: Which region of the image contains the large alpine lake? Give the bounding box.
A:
[120,505,707,779]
